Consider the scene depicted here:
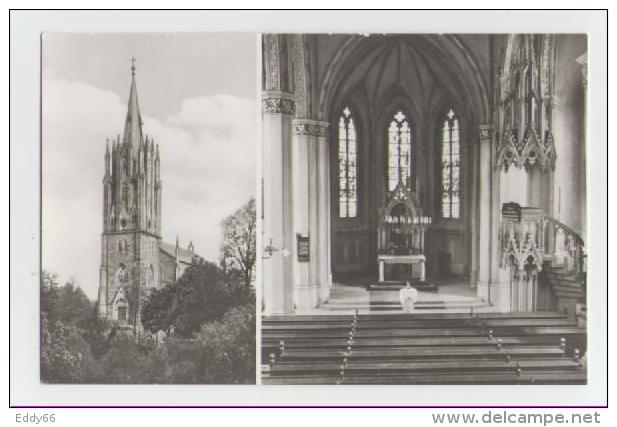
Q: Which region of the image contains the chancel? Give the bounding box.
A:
[260,34,587,384]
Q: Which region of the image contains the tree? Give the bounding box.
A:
[57,278,93,328]
[141,261,252,338]
[153,301,256,384]
[41,271,60,323]
[41,317,84,383]
[192,302,256,384]
[219,197,256,289]
[140,285,177,337]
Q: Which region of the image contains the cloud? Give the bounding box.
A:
[42,77,256,299]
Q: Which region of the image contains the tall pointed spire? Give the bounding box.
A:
[123,57,143,153]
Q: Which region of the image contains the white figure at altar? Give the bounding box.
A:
[399,282,418,313]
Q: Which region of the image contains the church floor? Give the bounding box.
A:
[297,277,501,315]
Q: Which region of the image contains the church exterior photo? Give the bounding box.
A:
[39,33,257,385]
[260,33,589,385]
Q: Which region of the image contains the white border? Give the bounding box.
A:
[9,9,607,407]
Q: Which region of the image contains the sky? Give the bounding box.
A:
[42,33,257,299]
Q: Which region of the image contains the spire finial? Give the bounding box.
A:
[131,57,136,76]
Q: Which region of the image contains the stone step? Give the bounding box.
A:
[279,345,565,361]
[268,358,581,375]
[262,371,586,385]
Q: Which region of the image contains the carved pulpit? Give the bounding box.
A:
[377,181,431,283]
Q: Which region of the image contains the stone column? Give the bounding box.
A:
[476,124,493,302]
[262,91,295,314]
[292,119,328,309]
[576,53,587,242]
[552,44,586,236]
[315,121,332,302]
[469,141,479,287]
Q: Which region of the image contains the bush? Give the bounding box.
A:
[141,261,253,338]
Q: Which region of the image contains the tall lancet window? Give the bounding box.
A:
[387,111,412,191]
[338,107,358,218]
[441,109,461,219]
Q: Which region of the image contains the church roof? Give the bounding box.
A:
[159,241,197,265]
[123,58,143,151]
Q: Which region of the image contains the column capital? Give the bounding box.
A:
[293,119,329,137]
[477,124,494,141]
[262,91,296,116]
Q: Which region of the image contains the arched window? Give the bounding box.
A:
[338,107,357,218]
[388,111,412,191]
[116,264,127,285]
[441,109,461,219]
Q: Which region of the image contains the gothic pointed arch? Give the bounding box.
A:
[385,108,414,193]
[440,108,462,219]
[318,34,490,124]
[337,105,359,218]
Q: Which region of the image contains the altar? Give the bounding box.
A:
[376,180,431,284]
[378,253,426,282]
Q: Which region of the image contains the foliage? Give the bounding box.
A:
[40,317,84,383]
[192,303,256,384]
[141,260,253,338]
[219,197,256,289]
[140,285,176,337]
[40,264,256,384]
[40,272,104,383]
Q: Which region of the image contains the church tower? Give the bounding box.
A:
[97,59,163,328]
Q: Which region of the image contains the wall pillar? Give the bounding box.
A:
[552,41,586,236]
[261,91,295,314]
[476,125,493,302]
[292,120,328,309]
[469,141,479,287]
[315,122,332,302]
[577,53,587,241]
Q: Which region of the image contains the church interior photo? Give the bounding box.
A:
[260,33,588,385]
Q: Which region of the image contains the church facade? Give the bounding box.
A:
[97,62,197,327]
[260,34,587,315]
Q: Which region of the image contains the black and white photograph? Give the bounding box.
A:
[40,33,257,384]
[260,33,589,385]
[9,8,608,412]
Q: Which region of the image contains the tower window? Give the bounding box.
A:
[338,107,357,218]
[441,109,461,219]
[388,111,412,191]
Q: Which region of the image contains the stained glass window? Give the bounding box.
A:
[388,111,412,192]
[441,109,461,219]
[338,107,357,218]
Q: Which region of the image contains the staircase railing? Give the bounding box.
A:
[499,204,586,313]
[542,216,586,276]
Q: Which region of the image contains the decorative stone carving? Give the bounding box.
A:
[496,126,556,171]
[293,119,328,137]
[478,124,494,141]
[496,35,557,172]
[262,95,296,116]
[499,206,544,281]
